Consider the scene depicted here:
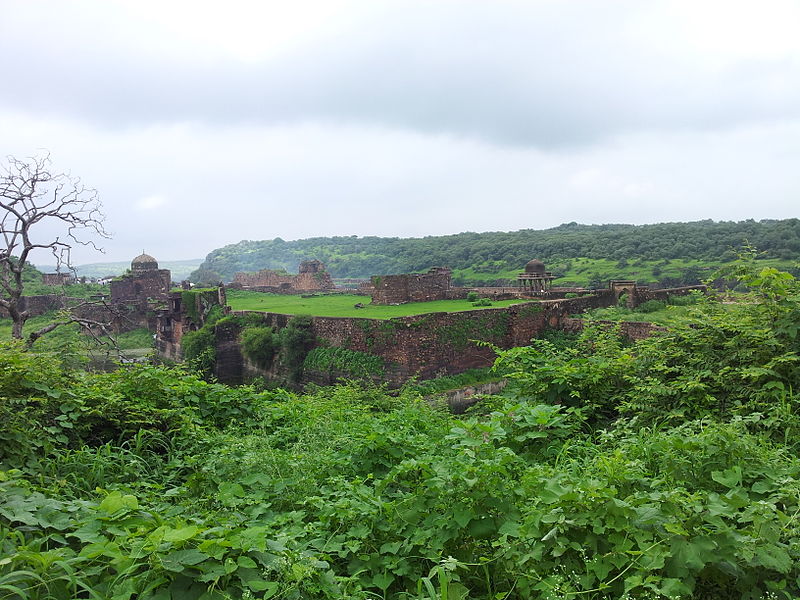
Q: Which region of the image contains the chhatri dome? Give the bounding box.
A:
[524,259,546,275]
[131,252,159,272]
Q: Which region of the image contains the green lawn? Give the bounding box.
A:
[226,290,530,319]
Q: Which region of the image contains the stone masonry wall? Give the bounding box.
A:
[370,267,461,304]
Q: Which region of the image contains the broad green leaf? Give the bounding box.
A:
[163,526,199,543]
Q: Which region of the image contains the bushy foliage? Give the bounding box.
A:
[3,259,800,599]
[180,326,216,378]
[240,325,277,367]
[276,315,315,382]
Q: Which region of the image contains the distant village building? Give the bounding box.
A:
[517,259,555,294]
[110,253,171,303]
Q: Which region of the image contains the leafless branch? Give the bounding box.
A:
[1,153,109,339]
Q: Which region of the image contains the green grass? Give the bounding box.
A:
[0,313,153,354]
[226,290,529,319]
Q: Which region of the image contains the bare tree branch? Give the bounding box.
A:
[1,153,110,340]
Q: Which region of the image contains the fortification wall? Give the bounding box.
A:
[219,292,619,385]
[162,282,705,386]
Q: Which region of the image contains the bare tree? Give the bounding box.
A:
[0,153,110,340]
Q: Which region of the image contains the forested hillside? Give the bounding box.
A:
[190,219,800,285]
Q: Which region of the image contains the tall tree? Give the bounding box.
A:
[0,154,109,339]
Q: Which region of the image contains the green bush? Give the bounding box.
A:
[636,299,667,313]
[240,325,277,367]
[466,291,479,302]
[277,315,315,382]
[181,327,215,378]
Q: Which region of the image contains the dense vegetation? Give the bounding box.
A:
[2,258,800,599]
[190,219,800,285]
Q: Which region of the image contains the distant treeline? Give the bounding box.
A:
[190,219,800,284]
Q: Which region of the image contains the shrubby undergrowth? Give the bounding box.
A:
[2,258,800,599]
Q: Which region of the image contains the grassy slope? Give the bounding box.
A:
[454,257,799,286]
[226,290,528,319]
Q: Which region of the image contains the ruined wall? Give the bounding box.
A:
[154,288,228,362]
[0,294,72,318]
[42,273,74,286]
[559,317,668,341]
[232,269,334,293]
[371,267,463,304]
[110,270,171,303]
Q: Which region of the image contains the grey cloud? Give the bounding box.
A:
[2,1,799,147]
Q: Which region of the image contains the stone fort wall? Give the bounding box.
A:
[159,284,705,386]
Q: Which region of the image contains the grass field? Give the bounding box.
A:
[226,290,529,319]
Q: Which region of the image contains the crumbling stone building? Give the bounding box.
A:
[41,272,75,286]
[110,253,171,304]
[370,267,465,304]
[231,259,334,293]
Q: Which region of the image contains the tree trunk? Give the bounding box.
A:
[11,310,26,339]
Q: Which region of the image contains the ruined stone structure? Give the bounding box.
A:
[232,260,334,293]
[110,253,171,304]
[370,267,465,304]
[155,287,228,361]
[517,259,555,294]
[42,272,74,286]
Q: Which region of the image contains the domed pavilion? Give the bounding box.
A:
[517,259,555,294]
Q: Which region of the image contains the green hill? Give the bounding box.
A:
[191,219,800,286]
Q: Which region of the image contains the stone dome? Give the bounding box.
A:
[131,253,159,272]
[524,259,546,275]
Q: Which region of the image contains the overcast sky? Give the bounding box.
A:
[2,0,799,265]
